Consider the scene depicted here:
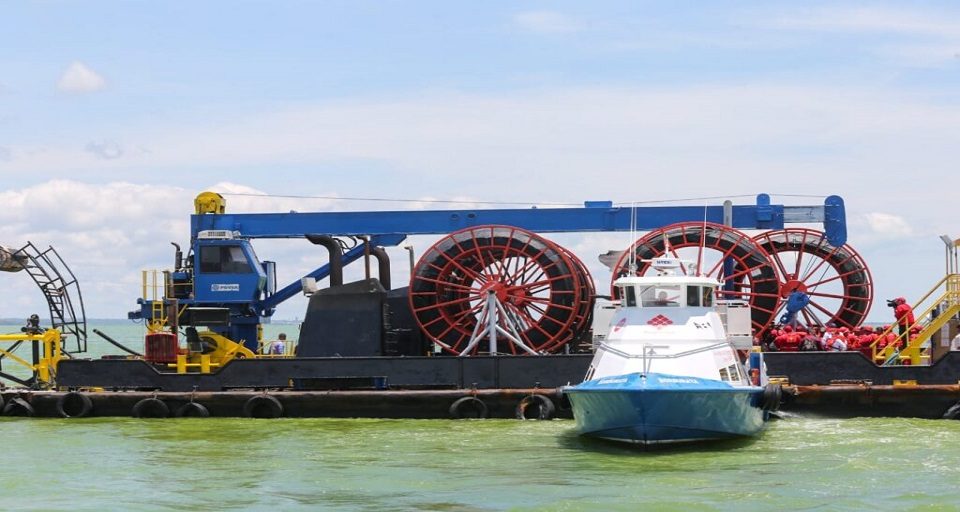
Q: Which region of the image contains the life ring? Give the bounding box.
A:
[515,394,556,420]
[448,396,488,419]
[57,392,93,418]
[243,395,283,418]
[942,402,960,420]
[175,402,210,418]
[132,398,170,418]
[3,397,34,417]
[761,384,782,412]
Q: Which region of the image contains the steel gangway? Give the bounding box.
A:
[13,242,88,354]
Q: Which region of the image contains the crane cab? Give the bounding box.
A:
[192,233,269,304]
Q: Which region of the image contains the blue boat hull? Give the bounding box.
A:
[565,373,766,445]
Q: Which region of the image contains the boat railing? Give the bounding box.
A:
[597,341,730,361]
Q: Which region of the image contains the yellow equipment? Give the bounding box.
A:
[170,330,255,374]
[0,329,63,388]
[194,191,226,215]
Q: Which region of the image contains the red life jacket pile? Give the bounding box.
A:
[766,324,903,355]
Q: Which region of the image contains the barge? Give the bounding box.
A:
[2,192,959,420]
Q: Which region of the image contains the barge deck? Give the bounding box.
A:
[4,383,960,420]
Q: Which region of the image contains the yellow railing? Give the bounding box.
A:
[169,354,221,374]
[140,270,193,332]
[871,274,960,365]
[141,270,164,302]
[0,329,63,388]
[142,270,167,332]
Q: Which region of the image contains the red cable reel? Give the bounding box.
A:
[410,225,594,355]
[752,228,873,330]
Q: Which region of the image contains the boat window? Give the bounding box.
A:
[718,366,730,381]
[726,364,741,382]
[702,286,714,307]
[641,285,681,307]
[625,286,637,307]
[686,286,700,307]
[719,362,742,382]
[199,245,252,274]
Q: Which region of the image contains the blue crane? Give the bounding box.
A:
[132,193,846,348]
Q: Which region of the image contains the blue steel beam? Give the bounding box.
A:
[823,195,847,247]
[192,194,846,245]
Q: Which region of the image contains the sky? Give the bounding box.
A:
[1,1,959,324]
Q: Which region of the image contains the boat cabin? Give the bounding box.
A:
[615,277,718,309]
[614,257,721,309]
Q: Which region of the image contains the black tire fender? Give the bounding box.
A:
[762,384,782,412]
[942,402,960,420]
[243,395,283,418]
[515,394,556,420]
[3,397,34,417]
[57,392,93,418]
[175,402,210,418]
[448,396,488,419]
[132,398,170,418]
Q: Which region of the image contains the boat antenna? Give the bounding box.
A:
[696,203,708,276]
[628,202,637,274]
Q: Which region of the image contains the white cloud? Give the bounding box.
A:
[882,43,960,67]
[513,11,582,33]
[85,140,124,160]
[0,179,432,320]
[0,181,206,319]
[7,84,959,202]
[3,82,959,322]
[774,7,960,66]
[777,7,960,38]
[206,182,340,214]
[859,212,914,239]
[57,61,106,93]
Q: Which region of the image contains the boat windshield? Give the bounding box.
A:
[684,285,715,307]
[640,285,682,307]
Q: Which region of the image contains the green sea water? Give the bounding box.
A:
[3,324,960,511]
[3,416,960,511]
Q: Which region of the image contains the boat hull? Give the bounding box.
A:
[565,373,765,445]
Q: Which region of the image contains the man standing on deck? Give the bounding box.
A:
[269,333,287,355]
[889,297,916,341]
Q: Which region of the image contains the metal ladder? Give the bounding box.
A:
[14,242,88,354]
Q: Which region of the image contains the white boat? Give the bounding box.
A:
[563,258,781,445]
